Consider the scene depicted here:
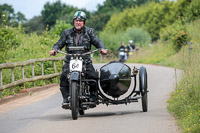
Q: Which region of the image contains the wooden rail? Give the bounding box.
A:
[0,56,65,91]
[0,50,119,94]
[100,50,118,61]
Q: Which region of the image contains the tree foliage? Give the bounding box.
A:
[0,4,14,23]
[103,0,200,41]
[23,16,44,34]
[50,20,72,36]
[104,1,176,41]
[100,26,151,50]
[41,0,66,28]
[0,25,24,63]
[0,4,26,25]
[41,0,89,29]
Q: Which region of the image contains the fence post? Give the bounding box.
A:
[52,61,56,73]
[41,62,44,76]
[21,66,25,89]
[100,54,102,62]
[52,61,58,82]
[0,69,2,96]
[32,63,35,86]
[0,69,2,86]
[11,68,14,92]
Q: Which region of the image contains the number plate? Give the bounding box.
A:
[70,59,83,72]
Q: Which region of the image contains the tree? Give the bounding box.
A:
[23,16,44,34]
[103,1,177,41]
[16,12,27,23]
[135,0,160,6]
[41,0,67,29]
[87,0,136,32]
[0,4,14,24]
[0,4,27,26]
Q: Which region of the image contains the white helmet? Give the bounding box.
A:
[73,11,86,22]
[129,40,133,44]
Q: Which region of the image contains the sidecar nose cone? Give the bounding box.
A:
[109,74,119,84]
[100,61,131,98]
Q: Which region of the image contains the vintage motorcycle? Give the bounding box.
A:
[56,46,148,120]
[118,47,127,62]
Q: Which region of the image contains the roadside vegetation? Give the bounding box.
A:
[0,0,200,132]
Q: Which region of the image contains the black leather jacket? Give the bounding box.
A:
[52,26,105,52]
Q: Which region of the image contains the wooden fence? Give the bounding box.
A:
[0,50,120,96]
[0,56,65,94]
[100,50,118,61]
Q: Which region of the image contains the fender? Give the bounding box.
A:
[70,72,80,81]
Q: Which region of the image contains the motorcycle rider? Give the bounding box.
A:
[50,11,107,109]
[118,41,128,62]
[127,40,135,51]
[127,40,135,56]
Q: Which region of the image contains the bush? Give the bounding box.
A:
[104,1,176,41]
[100,26,151,50]
[160,20,190,51]
[126,26,151,47]
[50,20,72,36]
[167,19,200,133]
[0,25,24,63]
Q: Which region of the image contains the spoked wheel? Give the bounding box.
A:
[70,81,79,120]
[139,66,148,112]
[79,110,85,115]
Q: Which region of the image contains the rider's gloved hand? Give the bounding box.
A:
[100,49,107,55]
[50,50,56,56]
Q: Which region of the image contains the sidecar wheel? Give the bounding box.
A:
[71,81,79,120]
[142,93,148,112]
[139,66,148,112]
[79,110,85,115]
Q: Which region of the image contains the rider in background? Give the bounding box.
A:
[118,41,128,61]
[127,40,135,51]
[127,40,135,56]
[50,11,107,109]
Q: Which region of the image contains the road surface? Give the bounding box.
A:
[0,64,181,133]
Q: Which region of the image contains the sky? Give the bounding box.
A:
[0,0,106,19]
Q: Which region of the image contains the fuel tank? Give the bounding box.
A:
[100,61,131,98]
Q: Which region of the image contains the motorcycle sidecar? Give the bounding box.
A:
[98,61,148,112]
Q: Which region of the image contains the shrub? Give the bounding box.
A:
[0,25,24,63]
[50,20,72,36]
[160,20,190,51]
[100,26,151,50]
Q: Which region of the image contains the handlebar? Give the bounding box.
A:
[54,49,100,56]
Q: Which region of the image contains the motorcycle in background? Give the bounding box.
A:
[118,47,127,62]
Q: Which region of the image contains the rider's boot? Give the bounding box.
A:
[60,87,70,109]
[90,93,96,102]
[89,88,97,103]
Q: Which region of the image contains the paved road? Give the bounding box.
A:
[0,64,181,133]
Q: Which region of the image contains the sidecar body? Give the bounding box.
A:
[100,62,131,98]
[98,61,148,112]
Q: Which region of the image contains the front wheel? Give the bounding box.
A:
[70,81,79,120]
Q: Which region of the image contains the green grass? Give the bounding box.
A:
[167,44,200,133]
[126,19,200,133]
[127,40,176,65]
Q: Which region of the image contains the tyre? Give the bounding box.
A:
[142,92,148,112]
[70,81,79,120]
[139,66,148,112]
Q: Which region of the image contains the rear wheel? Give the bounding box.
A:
[139,66,148,112]
[70,81,79,120]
